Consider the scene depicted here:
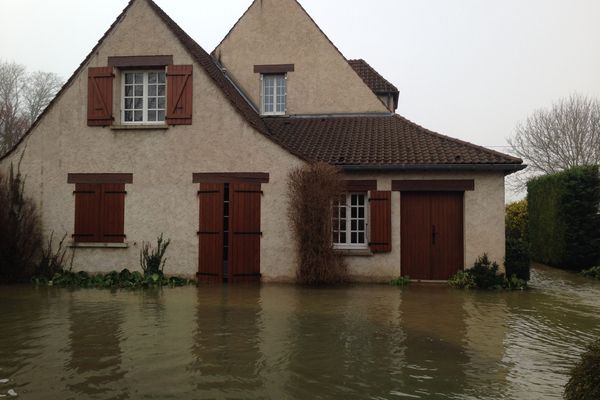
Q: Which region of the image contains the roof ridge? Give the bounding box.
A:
[1,0,137,161]
[391,114,523,163]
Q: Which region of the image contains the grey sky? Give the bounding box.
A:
[1,0,599,185]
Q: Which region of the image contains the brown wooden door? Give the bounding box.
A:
[229,183,262,282]
[401,192,464,280]
[198,183,224,282]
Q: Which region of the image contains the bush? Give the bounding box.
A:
[288,162,347,285]
[0,164,42,283]
[528,165,600,270]
[35,232,71,279]
[390,276,411,286]
[505,200,531,281]
[505,237,531,281]
[506,200,528,241]
[449,254,528,290]
[581,266,600,280]
[140,234,170,276]
[565,338,600,400]
[32,268,193,289]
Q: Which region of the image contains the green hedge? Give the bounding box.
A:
[528,165,600,270]
[505,200,531,281]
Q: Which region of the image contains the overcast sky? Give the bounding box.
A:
[1,0,599,195]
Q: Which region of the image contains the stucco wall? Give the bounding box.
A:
[213,0,389,115]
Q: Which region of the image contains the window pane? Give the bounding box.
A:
[359,207,364,218]
[134,110,143,122]
[158,86,165,96]
[158,72,165,84]
[358,232,365,244]
[135,85,143,96]
[340,232,346,243]
[134,98,143,109]
[148,85,157,96]
[125,73,133,84]
[351,232,357,244]
[351,220,357,231]
[157,110,165,121]
[124,98,133,109]
[148,98,156,109]
[125,86,133,97]
[134,73,143,84]
[358,220,364,230]
[124,111,133,122]
[147,110,156,121]
[157,97,165,109]
[148,73,157,84]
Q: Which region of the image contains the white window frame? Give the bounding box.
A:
[260,73,287,116]
[121,70,167,125]
[332,192,369,250]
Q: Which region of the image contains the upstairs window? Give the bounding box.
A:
[122,70,166,124]
[261,74,286,115]
[332,193,368,249]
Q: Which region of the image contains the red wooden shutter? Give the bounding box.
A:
[229,183,262,282]
[100,183,126,243]
[166,65,193,125]
[198,183,224,282]
[73,183,101,242]
[369,191,392,253]
[87,67,114,126]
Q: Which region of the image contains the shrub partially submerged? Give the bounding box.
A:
[32,269,192,289]
[288,162,347,285]
[140,234,170,276]
[390,276,411,286]
[581,266,600,280]
[0,164,42,283]
[564,338,600,400]
[449,254,528,290]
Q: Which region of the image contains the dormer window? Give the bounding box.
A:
[261,74,286,115]
[122,70,166,124]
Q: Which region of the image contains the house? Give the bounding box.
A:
[0,0,524,282]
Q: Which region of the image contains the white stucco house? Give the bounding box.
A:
[0,0,524,282]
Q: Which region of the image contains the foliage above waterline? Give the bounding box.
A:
[448,254,528,290]
[581,266,600,280]
[389,276,411,286]
[32,269,194,289]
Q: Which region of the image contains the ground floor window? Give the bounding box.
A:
[332,193,368,249]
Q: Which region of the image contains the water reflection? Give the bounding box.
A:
[66,291,127,399]
[190,285,264,397]
[0,265,598,399]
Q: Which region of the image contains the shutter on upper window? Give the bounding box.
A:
[166,65,193,125]
[369,191,392,253]
[87,67,114,126]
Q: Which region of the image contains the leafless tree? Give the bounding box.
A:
[508,94,600,175]
[0,60,63,155]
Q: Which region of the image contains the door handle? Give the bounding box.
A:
[432,225,437,244]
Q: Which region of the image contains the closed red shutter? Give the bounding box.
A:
[369,191,392,253]
[73,183,101,242]
[198,183,224,281]
[100,183,126,243]
[87,67,114,126]
[229,183,262,282]
[166,65,193,125]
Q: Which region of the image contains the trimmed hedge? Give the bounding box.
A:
[528,165,600,270]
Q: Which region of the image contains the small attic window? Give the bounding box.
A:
[260,74,286,116]
[121,70,166,124]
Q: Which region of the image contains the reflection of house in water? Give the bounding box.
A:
[67,291,127,399]
[190,286,264,397]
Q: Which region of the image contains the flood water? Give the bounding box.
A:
[1,265,599,399]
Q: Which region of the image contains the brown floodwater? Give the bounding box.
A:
[0,264,599,399]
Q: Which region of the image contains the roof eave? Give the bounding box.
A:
[339,163,527,175]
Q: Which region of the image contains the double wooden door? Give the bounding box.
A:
[197,182,262,282]
[401,192,464,280]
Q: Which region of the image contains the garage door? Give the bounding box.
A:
[400,192,464,280]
